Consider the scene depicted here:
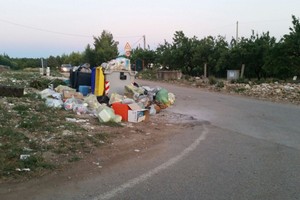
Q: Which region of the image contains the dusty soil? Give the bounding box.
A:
[0,109,194,195]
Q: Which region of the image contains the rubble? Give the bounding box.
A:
[212,82,300,104]
[169,76,300,105]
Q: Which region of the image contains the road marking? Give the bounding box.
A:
[93,125,209,200]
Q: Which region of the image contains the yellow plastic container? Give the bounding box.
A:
[95,67,105,96]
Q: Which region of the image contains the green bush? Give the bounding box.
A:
[216,81,224,88]
[209,76,217,85]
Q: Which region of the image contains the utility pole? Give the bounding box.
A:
[236,21,239,42]
[143,35,146,50]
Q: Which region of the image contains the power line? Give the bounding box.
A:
[0,18,144,39]
[0,18,92,38]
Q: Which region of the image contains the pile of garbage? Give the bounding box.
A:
[39,83,175,124]
[101,57,131,71]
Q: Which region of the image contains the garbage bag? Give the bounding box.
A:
[84,94,100,110]
[156,88,169,105]
[55,85,75,93]
[136,95,150,107]
[73,103,88,114]
[64,97,83,111]
[97,95,109,105]
[142,86,161,102]
[45,98,63,108]
[109,93,124,105]
[40,88,61,99]
[124,84,144,99]
[168,93,176,105]
[149,104,156,115]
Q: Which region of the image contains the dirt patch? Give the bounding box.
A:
[0,111,196,196]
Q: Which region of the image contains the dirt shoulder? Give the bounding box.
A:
[0,111,195,197]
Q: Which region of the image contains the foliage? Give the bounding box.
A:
[3,16,300,80]
[216,80,225,88]
[91,30,119,66]
[130,48,156,68]
[0,54,18,69]
[208,76,217,85]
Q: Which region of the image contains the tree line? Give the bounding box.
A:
[1,15,299,80]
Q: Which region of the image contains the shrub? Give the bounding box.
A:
[216,81,224,88]
[208,76,217,85]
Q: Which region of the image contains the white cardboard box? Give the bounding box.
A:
[127,103,149,123]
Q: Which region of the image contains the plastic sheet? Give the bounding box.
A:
[168,93,176,105]
[109,93,124,105]
[45,98,63,108]
[40,88,61,99]
[84,94,100,110]
[64,97,83,111]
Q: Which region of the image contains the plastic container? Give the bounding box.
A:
[112,102,129,121]
[69,70,91,91]
[78,85,89,96]
[91,67,96,94]
[104,70,136,97]
[94,67,105,96]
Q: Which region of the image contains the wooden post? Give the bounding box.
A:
[204,63,207,78]
[241,64,245,78]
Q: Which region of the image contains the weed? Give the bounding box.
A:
[103,121,123,127]
[216,81,225,88]
[234,88,246,93]
[68,155,81,162]
[13,104,30,115]
[0,105,13,125]
[209,76,217,85]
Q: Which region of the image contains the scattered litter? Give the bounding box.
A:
[66,118,77,123]
[126,123,134,128]
[16,168,31,172]
[45,98,63,108]
[62,130,73,136]
[23,147,33,152]
[65,118,89,123]
[20,154,30,160]
[92,162,100,166]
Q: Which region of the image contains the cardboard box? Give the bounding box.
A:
[63,90,84,100]
[112,102,149,122]
[127,103,149,123]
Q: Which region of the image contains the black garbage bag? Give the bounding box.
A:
[97,95,109,105]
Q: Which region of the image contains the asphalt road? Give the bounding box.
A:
[4,80,300,200]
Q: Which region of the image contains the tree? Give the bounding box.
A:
[93,30,119,66]
[83,44,97,66]
[171,31,193,73]
[47,56,59,68]
[64,52,83,66]
[282,15,300,76]
[156,40,173,69]
[0,54,18,69]
[131,47,156,69]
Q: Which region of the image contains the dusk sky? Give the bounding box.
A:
[1,0,299,58]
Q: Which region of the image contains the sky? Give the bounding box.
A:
[0,0,299,58]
